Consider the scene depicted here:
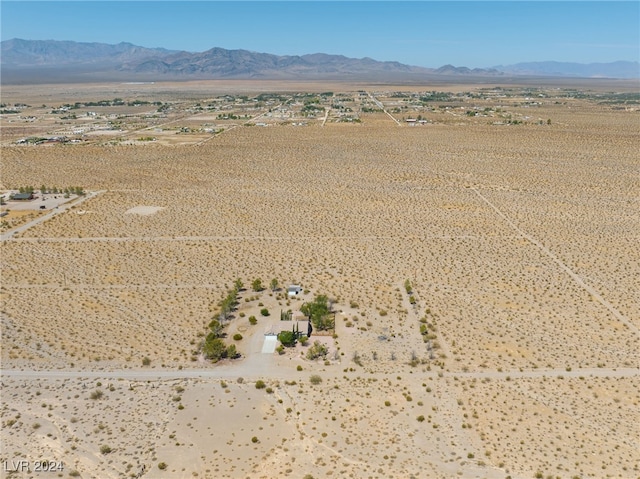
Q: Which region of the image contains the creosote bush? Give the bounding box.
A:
[90,389,104,400]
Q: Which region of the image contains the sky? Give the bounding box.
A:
[1,1,638,68]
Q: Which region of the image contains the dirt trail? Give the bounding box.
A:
[2,366,637,382]
[472,187,638,335]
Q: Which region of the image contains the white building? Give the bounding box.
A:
[287,285,303,297]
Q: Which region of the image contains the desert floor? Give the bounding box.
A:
[0,80,638,479]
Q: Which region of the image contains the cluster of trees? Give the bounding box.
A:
[202,280,243,362]
[55,98,164,109]
[301,295,334,331]
[420,91,455,102]
[251,278,279,292]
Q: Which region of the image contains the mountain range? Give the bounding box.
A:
[1,39,638,84]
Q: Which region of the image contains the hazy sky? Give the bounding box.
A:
[1,1,638,68]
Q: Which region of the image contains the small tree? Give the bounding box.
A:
[219,295,234,321]
[252,278,263,292]
[203,337,227,362]
[404,279,413,294]
[208,319,223,338]
[270,278,279,292]
[226,344,238,359]
[278,330,297,347]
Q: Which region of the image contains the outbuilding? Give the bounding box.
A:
[287,285,303,297]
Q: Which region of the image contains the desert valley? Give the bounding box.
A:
[0,79,638,479]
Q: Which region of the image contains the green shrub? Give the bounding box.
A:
[99,445,112,455]
[158,462,167,470]
[306,341,328,360]
[142,357,151,366]
[226,344,238,359]
[233,333,243,341]
[309,374,322,385]
[260,308,270,316]
[278,330,296,347]
[255,380,266,389]
[249,315,257,325]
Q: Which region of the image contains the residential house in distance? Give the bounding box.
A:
[10,192,34,201]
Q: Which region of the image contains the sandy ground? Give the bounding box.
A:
[1,81,638,479]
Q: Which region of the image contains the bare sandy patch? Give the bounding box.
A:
[124,205,165,216]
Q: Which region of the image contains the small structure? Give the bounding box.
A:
[10,192,34,201]
[287,285,303,297]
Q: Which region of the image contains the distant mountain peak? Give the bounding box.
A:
[1,39,637,84]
